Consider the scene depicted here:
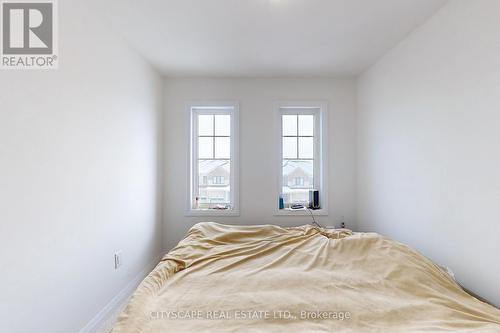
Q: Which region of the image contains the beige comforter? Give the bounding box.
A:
[112,223,500,332]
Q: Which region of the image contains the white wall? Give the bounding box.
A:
[357,0,500,306]
[0,1,163,332]
[163,78,356,250]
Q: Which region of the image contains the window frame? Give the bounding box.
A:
[186,101,240,216]
[274,101,328,216]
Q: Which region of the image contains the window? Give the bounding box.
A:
[213,176,225,184]
[276,103,328,214]
[293,177,304,187]
[187,102,239,216]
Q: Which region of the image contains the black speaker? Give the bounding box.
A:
[309,190,320,209]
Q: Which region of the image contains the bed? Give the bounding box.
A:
[111,222,500,332]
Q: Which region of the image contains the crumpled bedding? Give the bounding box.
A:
[112,222,500,332]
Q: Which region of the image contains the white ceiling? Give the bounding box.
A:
[92,0,447,77]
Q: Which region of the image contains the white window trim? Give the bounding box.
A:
[274,101,329,216]
[185,101,240,217]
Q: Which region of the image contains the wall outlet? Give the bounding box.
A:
[340,216,346,229]
[114,251,122,269]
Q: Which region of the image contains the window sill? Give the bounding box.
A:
[273,208,328,216]
[185,209,240,217]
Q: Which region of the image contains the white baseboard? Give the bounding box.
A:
[79,254,162,333]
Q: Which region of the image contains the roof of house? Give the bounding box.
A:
[199,160,230,175]
[282,160,313,176]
